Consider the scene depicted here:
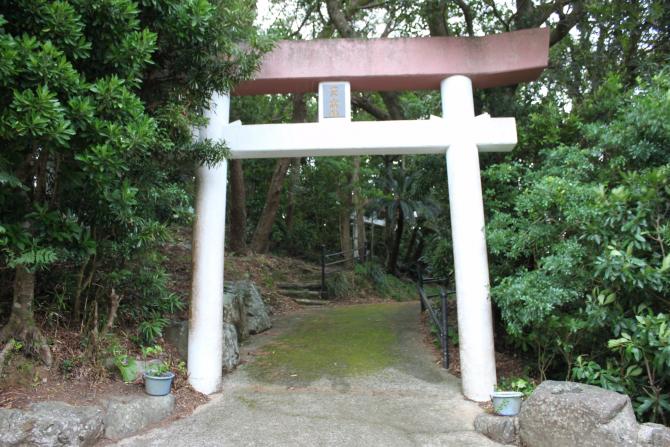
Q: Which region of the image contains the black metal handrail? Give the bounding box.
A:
[416,266,454,369]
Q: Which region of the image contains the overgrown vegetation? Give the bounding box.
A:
[0,0,267,373]
[486,73,670,424]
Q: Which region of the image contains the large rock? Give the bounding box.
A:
[224,282,249,340]
[103,394,175,440]
[164,319,189,359]
[224,280,271,338]
[638,423,670,447]
[222,322,240,372]
[161,280,269,372]
[0,401,104,446]
[474,413,519,445]
[519,380,638,447]
[236,280,272,335]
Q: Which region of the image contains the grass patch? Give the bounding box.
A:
[247,304,400,384]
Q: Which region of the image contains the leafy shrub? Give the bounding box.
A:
[496,376,537,397]
[355,262,415,301]
[325,271,355,299]
[486,72,670,423]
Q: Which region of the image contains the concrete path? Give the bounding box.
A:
[116,302,500,446]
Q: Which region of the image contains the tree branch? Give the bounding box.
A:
[352,95,391,120]
[452,0,475,36]
[325,0,357,37]
[380,92,404,120]
[550,1,585,46]
[484,0,511,31]
[290,3,318,38]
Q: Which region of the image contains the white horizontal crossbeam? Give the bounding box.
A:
[221,117,516,159]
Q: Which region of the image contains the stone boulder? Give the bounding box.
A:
[222,322,240,372]
[226,280,272,337]
[638,423,670,447]
[163,280,269,373]
[474,413,519,445]
[164,319,189,359]
[239,280,272,334]
[519,380,638,447]
[103,394,175,440]
[224,282,249,340]
[0,401,104,446]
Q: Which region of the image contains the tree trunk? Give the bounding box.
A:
[386,205,404,275]
[411,238,425,265]
[229,159,248,254]
[404,225,419,265]
[355,210,366,262]
[0,265,52,366]
[338,156,358,268]
[250,94,306,254]
[285,157,301,234]
[352,157,366,262]
[338,191,353,268]
[249,157,291,254]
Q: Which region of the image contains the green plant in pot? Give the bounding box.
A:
[142,345,175,396]
[491,377,534,416]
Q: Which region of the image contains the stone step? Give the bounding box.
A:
[279,289,322,299]
[293,298,329,306]
[275,281,321,290]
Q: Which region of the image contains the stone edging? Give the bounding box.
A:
[0,394,175,446]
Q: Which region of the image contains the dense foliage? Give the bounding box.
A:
[0,0,266,361]
[487,74,670,423]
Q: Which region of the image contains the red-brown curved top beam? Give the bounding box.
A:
[234,28,549,96]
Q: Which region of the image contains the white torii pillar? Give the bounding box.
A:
[442,76,497,401]
[188,92,229,394]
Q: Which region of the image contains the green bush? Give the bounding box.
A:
[355,262,415,301]
[487,73,670,423]
[325,271,355,300]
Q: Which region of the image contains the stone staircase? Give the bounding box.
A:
[276,280,327,305]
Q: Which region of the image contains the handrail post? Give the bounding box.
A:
[418,265,425,313]
[440,289,449,369]
[320,244,326,299]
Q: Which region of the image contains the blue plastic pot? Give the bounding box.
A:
[143,372,175,396]
[491,391,523,416]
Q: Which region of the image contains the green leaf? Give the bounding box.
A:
[661,254,670,272]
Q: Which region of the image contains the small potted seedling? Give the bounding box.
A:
[491,377,532,416]
[491,390,524,416]
[141,345,175,396]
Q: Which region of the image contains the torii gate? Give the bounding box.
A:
[189,28,549,402]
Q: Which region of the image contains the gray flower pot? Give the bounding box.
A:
[491,391,523,416]
[143,372,175,396]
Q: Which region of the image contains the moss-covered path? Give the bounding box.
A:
[117,302,501,446]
